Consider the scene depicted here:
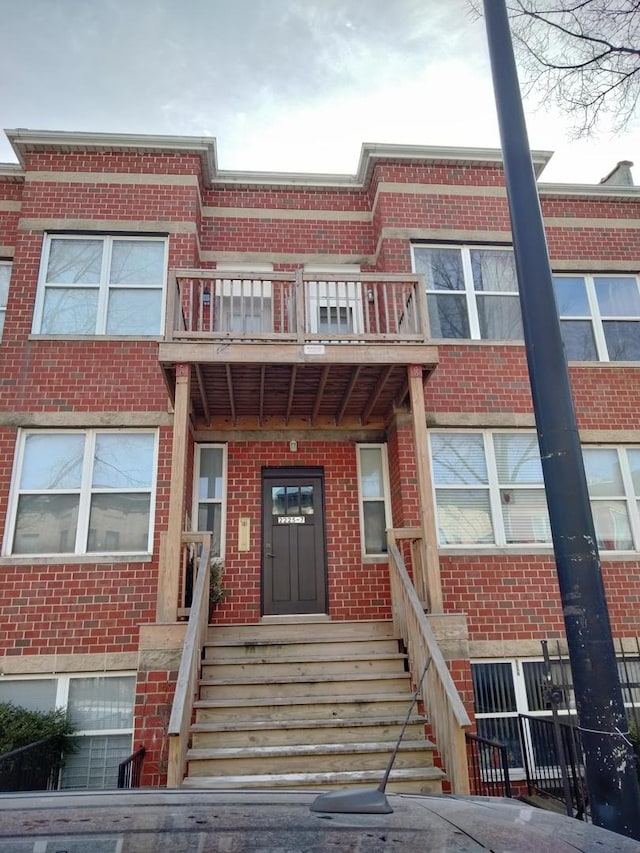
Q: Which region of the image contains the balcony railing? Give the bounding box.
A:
[165,269,429,344]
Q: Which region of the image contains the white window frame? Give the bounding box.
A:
[583,445,640,553]
[0,672,135,791]
[32,234,168,336]
[193,443,227,559]
[0,260,11,342]
[430,430,551,548]
[411,243,522,341]
[356,443,393,558]
[3,428,158,557]
[305,264,364,336]
[553,273,640,362]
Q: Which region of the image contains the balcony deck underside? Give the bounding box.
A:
[160,342,438,429]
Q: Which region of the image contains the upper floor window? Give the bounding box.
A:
[0,261,10,341]
[33,235,167,336]
[4,429,158,556]
[553,274,640,362]
[356,444,392,556]
[413,245,522,341]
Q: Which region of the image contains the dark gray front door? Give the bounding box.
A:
[262,467,327,615]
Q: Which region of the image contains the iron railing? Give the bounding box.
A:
[465,732,512,798]
[0,736,64,792]
[117,745,146,789]
[518,713,588,820]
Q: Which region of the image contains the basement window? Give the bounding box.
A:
[33,235,167,336]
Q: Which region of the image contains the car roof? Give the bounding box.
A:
[0,789,638,852]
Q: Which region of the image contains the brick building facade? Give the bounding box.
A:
[0,129,638,790]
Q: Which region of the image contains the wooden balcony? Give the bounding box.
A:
[158,269,438,429]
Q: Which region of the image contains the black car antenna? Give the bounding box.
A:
[310,655,433,814]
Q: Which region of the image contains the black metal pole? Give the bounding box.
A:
[482,0,640,839]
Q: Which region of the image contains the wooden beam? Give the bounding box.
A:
[159,341,439,367]
[312,365,330,425]
[225,364,236,425]
[362,365,394,424]
[157,363,191,623]
[194,364,210,423]
[408,364,443,614]
[336,366,361,426]
[285,364,297,426]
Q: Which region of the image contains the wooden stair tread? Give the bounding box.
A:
[187,741,435,760]
[202,652,407,665]
[190,714,427,734]
[182,767,445,787]
[199,672,409,687]
[193,691,416,709]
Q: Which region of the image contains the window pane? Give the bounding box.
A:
[0,311,4,340]
[60,734,131,791]
[523,661,551,712]
[46,239,102,284]
[427,293,469,338]
[476,717,523,768]
[88,493,150,552]
[501,489,551,543]
[494,434,543,484]
[360,448,383,498]
[477,294,523,340]
[583,448,624,496]
[0,679,56,712]
[471,250,517,293]
[602,321,640,361]
[93,434,154,489]
[13,494,79,554]
[0,264,10,306]
[560,320,598,361]
[199,448,223,499]
[41,288,99,334]
[300,485,314,514]
[628,450,640,495]
[553,277,590,316]
[110,240,165,284]
[67,676,134,730]
[472,663,516,713]
[106,288,162,334]
[415,248,464,291]
[197,503,222,556]
[432,433,487,485]
[436,489,493,544]
[595,277,640,316]
[591,500,633,550]
[21,433,85,489]
[363,501,387,554]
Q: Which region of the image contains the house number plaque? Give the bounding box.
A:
[277,516,306,524]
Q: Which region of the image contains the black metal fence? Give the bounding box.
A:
[117,745,146,789]
[0,736,64,792]
[466,732,512,797]
[517,713,588,819]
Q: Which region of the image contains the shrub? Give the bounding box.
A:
[0,702,74,755]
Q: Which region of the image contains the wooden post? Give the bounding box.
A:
[408,364,443,613]
[157,363,191,623]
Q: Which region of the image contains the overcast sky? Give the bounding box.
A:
[0,0,638,183]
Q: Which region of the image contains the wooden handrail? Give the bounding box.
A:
[166,532,212,788]
[387,540,471,794]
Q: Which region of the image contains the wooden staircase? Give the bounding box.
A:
[181,619,445,792]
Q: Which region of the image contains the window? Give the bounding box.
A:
[430,431,551,546]
[357,444,392,556]
[0,261,10,340]
[306,265,363,337]
[194,444,226,557]
[5,430,157,556]
[0,674,135,790]
[553,274,640,361]
[33,235,167,335]
[583,446,640,551]
[413,245,522,341]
